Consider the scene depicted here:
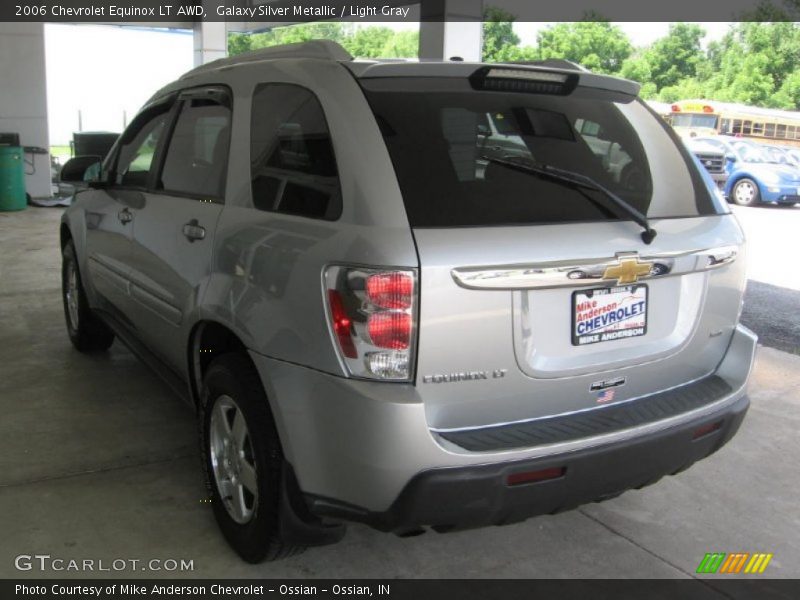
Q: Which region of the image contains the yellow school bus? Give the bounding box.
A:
[669,99,800,146]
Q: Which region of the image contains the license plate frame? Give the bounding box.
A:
[572,284,648,346]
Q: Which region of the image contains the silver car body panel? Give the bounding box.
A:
[61,50,755,518]
[251,324,756,512]
[411,215,746,430]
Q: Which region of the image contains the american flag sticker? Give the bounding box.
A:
[597,389,616,403]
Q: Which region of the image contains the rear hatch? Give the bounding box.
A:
[359,67,745,432]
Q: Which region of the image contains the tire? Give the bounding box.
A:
[200,353,305,563]
[731,178,761,207]
[62,240,115,352]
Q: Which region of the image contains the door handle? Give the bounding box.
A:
[182,219,206,242]
[117,208,133,225]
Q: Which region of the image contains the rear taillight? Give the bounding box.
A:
[327,290,357,359]
[324,267,417,381]
[366,272,413,309]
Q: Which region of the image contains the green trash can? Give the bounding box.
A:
[0,146,27,211]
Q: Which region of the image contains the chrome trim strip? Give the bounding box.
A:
[450,246,737,290]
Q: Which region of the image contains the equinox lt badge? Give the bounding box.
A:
[423,369,507,384]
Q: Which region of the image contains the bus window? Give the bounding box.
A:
[732,120,743,134]
[743,121,752,135]
[777,124,787,138]
[789,125,796,139]
[765,123,776,137]
[720,118,731,134]
[752,122,764,136]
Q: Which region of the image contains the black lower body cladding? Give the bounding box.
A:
[307,395,749,533]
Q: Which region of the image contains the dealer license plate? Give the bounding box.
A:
[572,285,648,346]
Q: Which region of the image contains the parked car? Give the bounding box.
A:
[684,138,729,190]
[59,41,756,563]
[761,143,800,171]
[694,136,800,206]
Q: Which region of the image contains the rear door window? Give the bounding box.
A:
[361,77,722,228]
[249,84,342,220]
[158,92,232,199]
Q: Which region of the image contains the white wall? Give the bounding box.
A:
[0,23,51,198]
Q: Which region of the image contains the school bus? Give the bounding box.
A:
[669,99,800,146]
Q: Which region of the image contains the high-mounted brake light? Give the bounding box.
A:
[470,66,578,96]
[485,68,569,83]
[324,266,417,381]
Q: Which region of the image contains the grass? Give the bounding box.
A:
[50,145,72,161]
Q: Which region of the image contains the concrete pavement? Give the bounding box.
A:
[0,206,797,579]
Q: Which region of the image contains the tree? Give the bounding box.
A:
[482,7,521,62]
[535,22,632,74]
[228,33,253,56]
[620,55,657,98]
[342,26,394,58]
[227,23,418,60]
[644,23,706,91]
[773,71,800,109]
[380,30,420,58]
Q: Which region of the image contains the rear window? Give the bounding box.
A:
[361,77,721,228]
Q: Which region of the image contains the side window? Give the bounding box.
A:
[250,84,342,220]
[159,95,232,198]
[114,106,170,188]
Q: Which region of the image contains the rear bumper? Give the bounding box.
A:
[250,325,757,527]
[310,394,748,532]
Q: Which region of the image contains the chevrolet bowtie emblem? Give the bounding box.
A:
[603,256,653,284]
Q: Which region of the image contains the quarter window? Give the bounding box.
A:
[250,84,342,220]
[159,95,231,198]
[114,106,170,188]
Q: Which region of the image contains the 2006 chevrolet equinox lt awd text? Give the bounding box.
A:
[59,40,757,563]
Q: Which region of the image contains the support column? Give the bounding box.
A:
[193,19,227,67]
[419,0,483,62]
[0,23,51,199]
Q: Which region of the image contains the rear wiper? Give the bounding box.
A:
[482,156,657,244]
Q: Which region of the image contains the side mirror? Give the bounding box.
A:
[725,153,737,163]
[60,155,103,183]
[477,124,491,137]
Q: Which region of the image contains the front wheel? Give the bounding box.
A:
[201,353,305,563]
[731,178,761,207]
[61,240,115,352]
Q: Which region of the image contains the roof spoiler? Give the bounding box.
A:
[354,62,641,97]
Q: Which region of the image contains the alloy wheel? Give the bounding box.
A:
[209,395,259,524]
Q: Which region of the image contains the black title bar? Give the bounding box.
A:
[1,0,798,23]
[4,579,800,600]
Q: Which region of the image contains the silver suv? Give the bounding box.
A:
[59,41,757,563]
